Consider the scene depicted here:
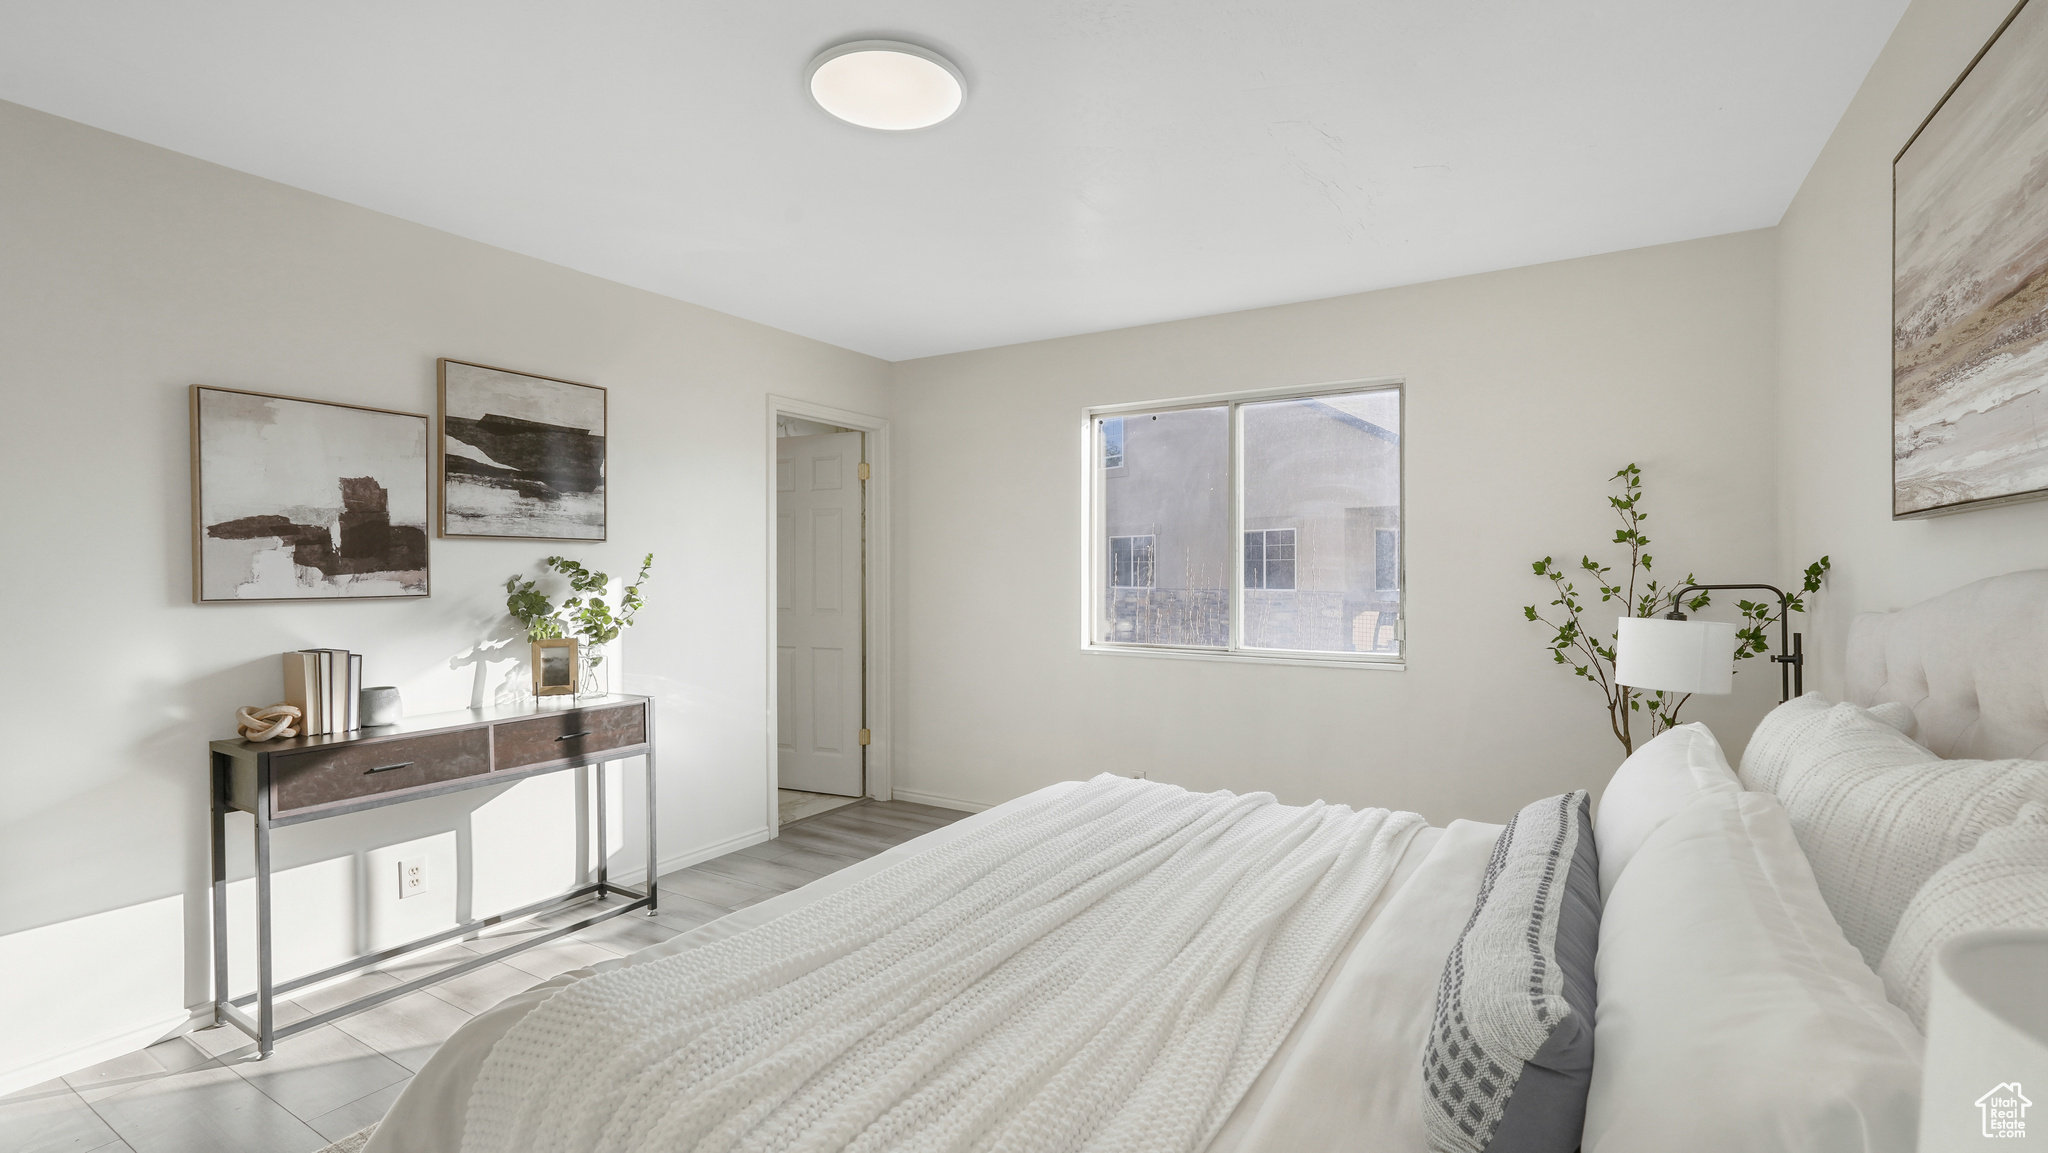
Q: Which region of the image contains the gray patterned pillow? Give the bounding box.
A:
[1423,791,1601,1153]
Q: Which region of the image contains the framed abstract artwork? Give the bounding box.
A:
[190,386,431,602]
[1894,0,2048,518]
[438,359,607,540]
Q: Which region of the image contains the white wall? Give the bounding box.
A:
[890,230,1785,824]
[0,99,889,1092]
[1776,0,2048,697]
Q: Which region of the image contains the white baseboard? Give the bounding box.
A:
[0,1009,192,1098]
[890,787,990,814]
[607,825,777,887]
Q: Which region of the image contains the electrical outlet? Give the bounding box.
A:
[398,856,427,900]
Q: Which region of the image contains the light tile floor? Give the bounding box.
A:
[0,800,965,1153]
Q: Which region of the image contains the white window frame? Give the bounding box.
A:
[1080,377,1405,670]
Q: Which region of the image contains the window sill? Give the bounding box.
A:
[1080,644,1405,672]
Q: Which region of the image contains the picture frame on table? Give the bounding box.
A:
[532,637,579,697]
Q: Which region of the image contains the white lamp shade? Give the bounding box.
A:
[1614,617,1736,695]
[1919,929,2048,1150]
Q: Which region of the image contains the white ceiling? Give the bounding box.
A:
[0,2,1907,361]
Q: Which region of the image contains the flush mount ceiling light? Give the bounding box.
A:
[806,40,964,131]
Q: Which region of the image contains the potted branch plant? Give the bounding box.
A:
[505,553,654,698]
[1523,464,1827,755]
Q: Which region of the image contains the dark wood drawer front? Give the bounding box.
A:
[271,729,491,814]
[494,703,645,771]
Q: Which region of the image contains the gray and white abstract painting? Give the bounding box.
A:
[194,387,430,601]
[439,361,606,540]
[1894,0,2048,517]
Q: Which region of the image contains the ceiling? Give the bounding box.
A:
[0,2,1908,361]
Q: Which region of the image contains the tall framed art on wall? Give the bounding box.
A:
[438,359,607,541]
[1894,0,2048,518]
[190,385,431,602]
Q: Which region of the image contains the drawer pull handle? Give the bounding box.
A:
[365,761,414,775]
[557,731,592,742]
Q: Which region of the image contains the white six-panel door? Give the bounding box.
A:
[776,431,865,796]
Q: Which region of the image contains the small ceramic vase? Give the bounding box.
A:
[360,686,403,727]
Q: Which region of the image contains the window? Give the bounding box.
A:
[1097,407,1229,645]
[1375,529,1400,592]
[1090,383,1401,661]
[1243,528,1295,590]
[1109,535,1155,588]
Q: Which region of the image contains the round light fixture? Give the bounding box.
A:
[806,40,964,131]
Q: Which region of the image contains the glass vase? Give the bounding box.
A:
[576,652,608,698]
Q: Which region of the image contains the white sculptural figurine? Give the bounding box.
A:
[236,703,302,742]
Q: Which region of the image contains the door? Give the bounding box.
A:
[776,431,865,796]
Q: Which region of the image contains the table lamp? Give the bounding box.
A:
[1613,582,1806,702]
[1615,616,1737,695]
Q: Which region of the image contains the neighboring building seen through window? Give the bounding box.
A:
[1095,386,1401,656]
[1109,534,1155,588]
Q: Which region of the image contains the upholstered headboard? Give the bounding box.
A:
[1845,569,2048,761]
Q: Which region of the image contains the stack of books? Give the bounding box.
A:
[282,649,364,736]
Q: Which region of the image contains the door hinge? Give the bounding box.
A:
[857,462,871,481]
[858,728,871,746]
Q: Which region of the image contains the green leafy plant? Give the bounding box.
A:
[502,553,655,667]
[504,575,566,642]
[1522,464,1829,754]
[546,554,654,667]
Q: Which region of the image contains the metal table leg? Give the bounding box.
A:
[645,722,658,914]
[255,759,275,1058]
[210,753,230,1028]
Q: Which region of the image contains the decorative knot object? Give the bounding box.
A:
[237,703,302,742]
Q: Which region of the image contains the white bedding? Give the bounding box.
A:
[367,782,1499,1153]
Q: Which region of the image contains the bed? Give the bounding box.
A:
[368,783,1506,1153]
[364,570,2048,1153]
[1842,567,2048,761]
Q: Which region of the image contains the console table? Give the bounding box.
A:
[208,693,656,1057]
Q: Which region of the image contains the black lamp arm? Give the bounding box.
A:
[1665,582,1804,702]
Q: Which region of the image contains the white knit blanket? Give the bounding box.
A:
[461,775,1425,1153]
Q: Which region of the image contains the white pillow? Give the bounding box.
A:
[1739,692,1834,793]
[1594,722,1738,899]
[1585,787,1923,1153]
[1866,701,1918,740]
[1739,693,1917,794]
[1877,803,2048,1030]
[1775,703,2048,968]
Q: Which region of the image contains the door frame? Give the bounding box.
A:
[765,395,892,826]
